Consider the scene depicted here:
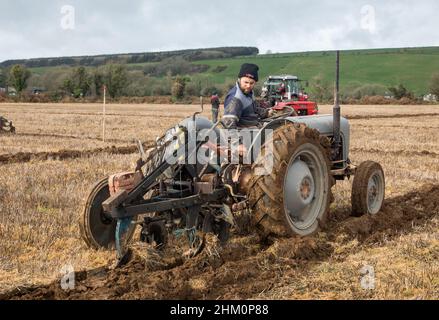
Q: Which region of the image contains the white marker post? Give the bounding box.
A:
[103,85,106,142]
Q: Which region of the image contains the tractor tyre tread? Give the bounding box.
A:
[351,161,385,217]
[247,123,334,238]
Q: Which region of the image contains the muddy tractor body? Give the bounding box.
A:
[0,116,15,134]
[261,75,318,116]
[80,52,385,264]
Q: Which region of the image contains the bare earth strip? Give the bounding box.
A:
[0,143,154,165]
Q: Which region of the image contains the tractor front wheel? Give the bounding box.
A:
[351,161,385,217]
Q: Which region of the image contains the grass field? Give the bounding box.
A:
[0,103,438,299]
[193,49,439,95]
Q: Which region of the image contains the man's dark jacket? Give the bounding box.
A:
[222,82,268,129]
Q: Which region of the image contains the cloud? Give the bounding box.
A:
[0,0,438,62]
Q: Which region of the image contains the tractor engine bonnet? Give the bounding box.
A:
[287,114,350,162]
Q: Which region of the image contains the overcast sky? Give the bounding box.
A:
[0,0,438,62]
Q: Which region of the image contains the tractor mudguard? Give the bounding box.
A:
[245,115,351,165]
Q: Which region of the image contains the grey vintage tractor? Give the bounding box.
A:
[80,52,385,264]
[0,116,15,134]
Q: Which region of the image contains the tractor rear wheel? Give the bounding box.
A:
[247,123,334,238]
[79,177,136,250]
[351,161,385,217]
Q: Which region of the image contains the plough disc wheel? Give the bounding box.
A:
[80,178,135,250]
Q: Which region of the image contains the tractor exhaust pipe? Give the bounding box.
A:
[333,50,341,156]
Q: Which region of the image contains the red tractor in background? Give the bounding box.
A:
[261,75,318,116]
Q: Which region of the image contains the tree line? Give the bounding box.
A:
[0,47,259,68]
[2,63,439,103]
[0,64,129,99]
[0,63,231,101]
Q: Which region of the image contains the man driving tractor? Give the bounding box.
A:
[277,82,286,99]
[221,63,273,129]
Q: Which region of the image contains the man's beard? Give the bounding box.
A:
[240,85,252,95]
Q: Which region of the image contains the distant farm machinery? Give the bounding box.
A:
[0,116,15,134]
[261,75,319,116]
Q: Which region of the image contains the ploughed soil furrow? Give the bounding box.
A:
[353,124,439,130]
[0,143,154,165]
[3,184,438,300]
[331,184,439,243]
[13,132,129,144]
[1,110,186,119]
[345,113,439,120]
[351,147,439,158]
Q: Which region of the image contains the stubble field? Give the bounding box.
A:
[0,102,438,300]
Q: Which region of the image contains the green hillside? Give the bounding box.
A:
[193,47,439,95]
